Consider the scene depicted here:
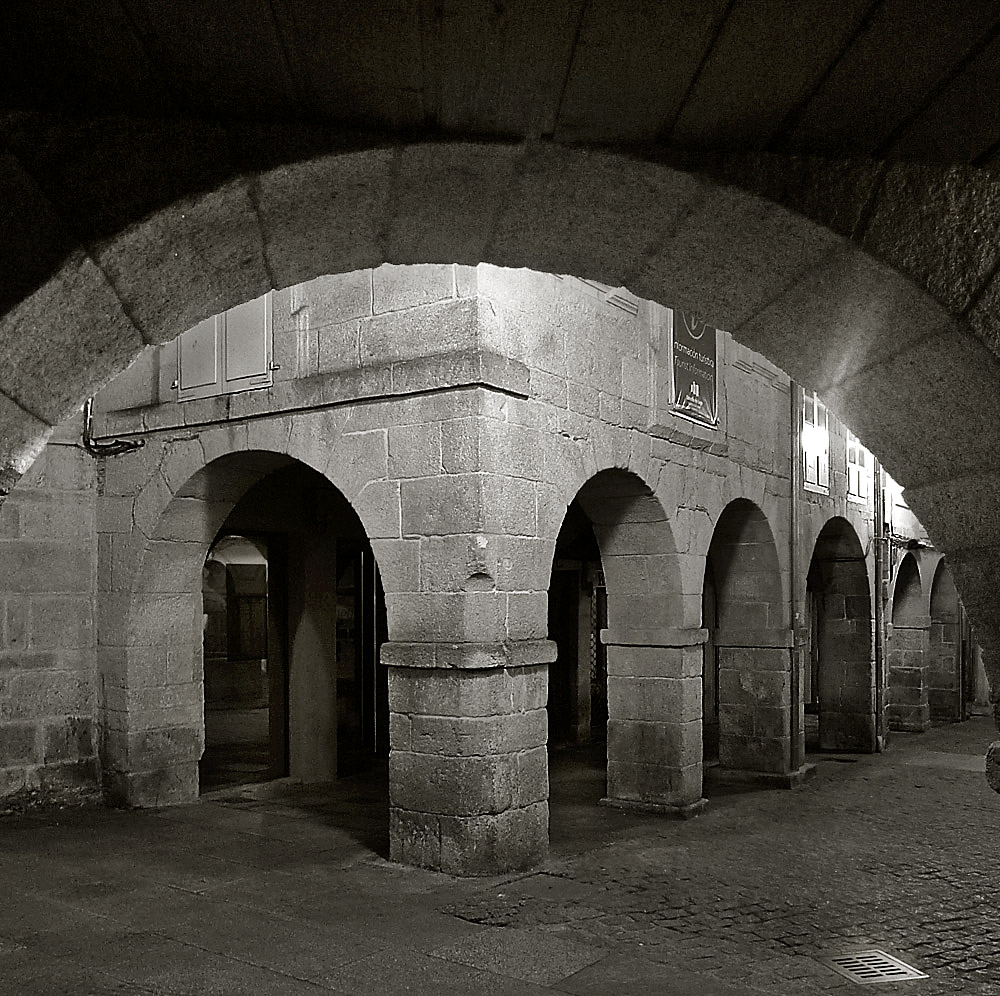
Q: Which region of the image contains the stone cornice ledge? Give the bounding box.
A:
[381,639,557,670]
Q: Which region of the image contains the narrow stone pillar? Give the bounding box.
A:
[601,626,707,816]
[99,590,205,807]
[887,619,931,732]
[712,629,812,787]
[384,639,555,875]
[818,612,877,752]
[927,617,962,722]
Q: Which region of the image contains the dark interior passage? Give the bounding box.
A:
[805,519,875,753]
[200,462,387,792]
[547,500,607,748]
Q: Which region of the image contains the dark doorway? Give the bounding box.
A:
[199,463,388,793]
[547,500,607,747]
[702,558,719,763]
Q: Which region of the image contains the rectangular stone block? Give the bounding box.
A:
[302,270,374,327]
[480,420,544,481]
[607,718,700,767]
[607,675,701,724]
[17,493,95,545]
[1,670,92,722]
[105,761,198,807]
[409,710,547,757]
[719,733,789,773]
[317,319,360,373]
[388,422,442,479]
[373,263,455,314]
[606,645,701,679]
[42,716,93,763]
[0,542,93,595]
[387,591,507,642]
[0,721,37,763]
[28,596,93,650]
[388,664,547,718]
[391,800,547,875]
[389,749,527,816]
[506,591,547,640]
[439,800,549,874]
[606,759,701,807]
[128,725,202,768]
[360,299,478,365]
[441,416,481,473]
[401,475,482,536]
[481,475,537,536]
[718,660,790,707]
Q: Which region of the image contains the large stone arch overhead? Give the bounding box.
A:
[3,137,1000,719]
[4,136,1000,481]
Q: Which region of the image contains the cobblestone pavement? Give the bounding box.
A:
[1,718,999,994]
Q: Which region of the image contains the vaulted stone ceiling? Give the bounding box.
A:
[4,4,1000,670]
[5,1,1000,159]
[6,2,1000,728]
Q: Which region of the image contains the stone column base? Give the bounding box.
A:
[385,648,553,876]
[103,762,199,808]
[600,795,707,819]
[888,711,932,733]
[706,762,816,790]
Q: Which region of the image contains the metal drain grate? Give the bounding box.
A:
[823,950,927,985]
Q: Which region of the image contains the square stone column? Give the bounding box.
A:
[817,616,877,752]
[383,639,555,875]
[711,628,812,788]
[887,620,931,732]
[600,626,707,816]
[99,590,205,807]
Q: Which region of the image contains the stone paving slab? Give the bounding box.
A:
[905,750,986,772]
[431,925,609,985]
[2,718,1000,994]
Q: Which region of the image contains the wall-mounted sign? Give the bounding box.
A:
[671,311,718,425]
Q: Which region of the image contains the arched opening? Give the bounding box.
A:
[547,469,694,814]
[804,518,875,752]
[887,552,930,732]
[201,535,272,789]
[705,499,792,781]
[547,500,607,750]
[928,560,970,723]
[198,462,389,793]
[104,450,388,810]
[2,141,1000,806]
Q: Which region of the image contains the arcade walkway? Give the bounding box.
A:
[1,719,998,995]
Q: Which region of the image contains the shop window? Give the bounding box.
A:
[802,389,829,493]
[846,430,869,502]
[177,293,273,401]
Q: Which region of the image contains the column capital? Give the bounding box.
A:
[381,639,557,670]
[600,626,707,648]
[713,628,794,649]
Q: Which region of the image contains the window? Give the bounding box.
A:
[177,293,273,401]
[846,429,869,502]
[802,389,829,493]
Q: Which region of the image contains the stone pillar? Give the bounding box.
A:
[384,640,554,875]
[887,619,931,732]
[712,629,812,787]
[818,610,877,752]
[99,588,205,807]
[601,626,706,816]
[927,618,962,722]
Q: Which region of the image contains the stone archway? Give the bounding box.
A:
[888,552,930,733]
[553,469,697,814]
[705,498,797,783]
[929,559,964,722]
[2,139,1000,783]
[805,517,875,753]
[100,448,389,808]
